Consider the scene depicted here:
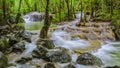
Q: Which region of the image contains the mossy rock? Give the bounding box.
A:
[32,45,48,59]
[46,48,71,63]
[76,52,103,66]
[36,39,55,49]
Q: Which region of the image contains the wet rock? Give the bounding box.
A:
[44,62,55,68]
[65,63,76,68]
[0,52,8,68]
[104,65,120,68]
[76,52,103,66]
[45,48,71,63]
[36,39,55,49]
[16,57,32,64]
[32,45,48,59]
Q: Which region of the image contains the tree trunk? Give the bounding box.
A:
[59,0,62,22]
[2,0,7,25]
[80,0,83,23]
[65,0,73,20]
[40,0,51,39]
[15,0,22,24]
[110,0,113,18]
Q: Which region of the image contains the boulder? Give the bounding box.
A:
[0,52,8,68]
[76,52,103,66]
[32,45,48,59]
[36,39,55,49]
[44,62,55,68]
[45,48,71,63]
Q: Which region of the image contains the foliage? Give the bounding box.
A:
[0,0,119,24]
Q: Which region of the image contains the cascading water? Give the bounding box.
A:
[8,12,120,68]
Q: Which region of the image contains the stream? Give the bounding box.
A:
[8,12,120,68]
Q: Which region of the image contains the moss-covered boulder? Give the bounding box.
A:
[0,52,8,68]
[36,39,55,49]
[76,52,103,66]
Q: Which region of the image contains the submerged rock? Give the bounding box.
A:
[76,52,103,66]
[44,62,55,68]
[36,39,55,49]
[0,52,8,68]
[46,48,71,63]
[32,45,48,59]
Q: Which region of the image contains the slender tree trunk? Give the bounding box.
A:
[110,0,113,18]
[40,0,51,39]
[59,0,62,22]
[65,0,73,20]
[15,0,22,24]
[2,0,7,25]
[34,0,37,11]
[80,0,83,23]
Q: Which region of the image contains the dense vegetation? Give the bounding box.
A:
[0,0,120,68]
[0,0,120,23]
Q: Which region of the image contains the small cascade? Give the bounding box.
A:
[23,12,44,23]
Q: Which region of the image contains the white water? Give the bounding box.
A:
[8,13,120,68]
